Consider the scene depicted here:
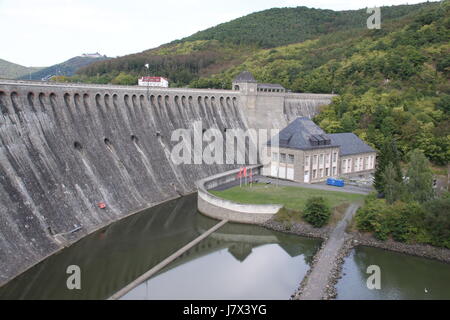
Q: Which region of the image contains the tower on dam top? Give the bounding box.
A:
[231,71,336,132]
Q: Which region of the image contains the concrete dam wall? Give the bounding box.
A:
[0,80,334,285]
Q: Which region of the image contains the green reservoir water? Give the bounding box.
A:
[2,193,449,300]
[336,246,450,300]
[0,194,320,300]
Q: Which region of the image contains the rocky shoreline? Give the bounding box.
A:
[262,219,450,300]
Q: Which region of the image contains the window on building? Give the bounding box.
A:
[333,152,337,163]
[332,167,337,176]
[365,157,369,170]
[313,169,317,178]
[320,169,324,177]
[272,152,278,161]
[280,153,286,163]
[319,154,324,165]
[348,159,352,173]
[326,168,329,176]
[305,156,310,166]
[342,159,347,173]
[313,155,318,165]
[326,154,330,164]
[287,154,294,164]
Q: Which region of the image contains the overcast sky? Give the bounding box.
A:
[0,0,437,67]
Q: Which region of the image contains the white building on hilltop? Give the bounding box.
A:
[138,76,169,88]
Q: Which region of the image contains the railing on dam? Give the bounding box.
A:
[196,165,282,224]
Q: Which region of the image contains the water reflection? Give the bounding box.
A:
[0,194,320,300]
[122,222,320,300]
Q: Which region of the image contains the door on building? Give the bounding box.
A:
[304,170,310,183]
[287,167,294,180]
[271,164,278,177]
[279,166,286,179]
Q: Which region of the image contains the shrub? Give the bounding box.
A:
[303,197,331,228]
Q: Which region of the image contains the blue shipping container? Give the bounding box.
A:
[327,178,345,187]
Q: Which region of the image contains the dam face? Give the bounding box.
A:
[0,80,333,285]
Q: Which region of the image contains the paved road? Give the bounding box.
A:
[298,203,360,300]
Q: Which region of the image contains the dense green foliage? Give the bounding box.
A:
[356,149,447,248]
[180,3,436,48]
[404,149,435,202]
[356,193,450,248]
[374,138,403,195]
[73,2,440,87]
[72,40,255,87]
[303,197,332,228]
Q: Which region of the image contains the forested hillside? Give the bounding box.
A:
[194,2,450,165]
[0,59,43,79]
[22,55,109,81]
[179,3,436,47]
[67,2,439,87]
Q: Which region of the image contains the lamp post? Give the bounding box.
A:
[145,63,150,100]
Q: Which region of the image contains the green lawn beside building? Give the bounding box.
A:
[211,184,366,225]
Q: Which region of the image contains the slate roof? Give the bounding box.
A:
[233,71,256,83]
[267,117,339,150]
[328,133,376,156]
[258,83,285,90]
[267,117,376,156]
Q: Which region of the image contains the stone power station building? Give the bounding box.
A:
[264,117,376,183]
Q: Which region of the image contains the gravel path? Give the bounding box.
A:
[296,203,360,300]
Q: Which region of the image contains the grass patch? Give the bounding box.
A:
[211,183,366,226]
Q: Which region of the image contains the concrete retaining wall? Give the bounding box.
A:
[196,165,282,224]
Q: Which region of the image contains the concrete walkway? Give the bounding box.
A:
[109,219,228,300]
[297,203,360,300]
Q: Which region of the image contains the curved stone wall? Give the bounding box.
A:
[0,81,246,285]
[196,165,282,224]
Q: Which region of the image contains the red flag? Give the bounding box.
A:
[243,167,247,177]
[237,167,243,178]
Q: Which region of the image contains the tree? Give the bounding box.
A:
[423,194,450,247]
[382,162,404,204]
[303,197,331,228]
[374,138,402,195]
[405,149,434,203]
